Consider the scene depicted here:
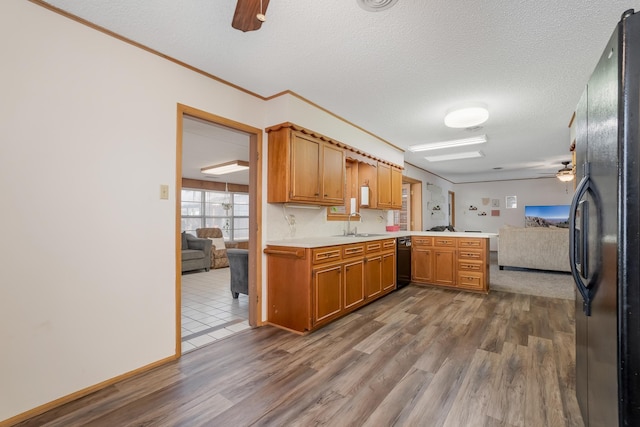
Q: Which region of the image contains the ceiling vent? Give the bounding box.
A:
[357,0,399,12]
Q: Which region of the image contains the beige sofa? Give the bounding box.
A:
[498,226,570,272]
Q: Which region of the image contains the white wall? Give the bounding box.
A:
[0,1,406,422]
[403,163,454,230]
[453,177,574,249]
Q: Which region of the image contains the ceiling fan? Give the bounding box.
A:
[232,0,271,32]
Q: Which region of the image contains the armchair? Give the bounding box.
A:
[181,232,212,273]
[196,227,230,269]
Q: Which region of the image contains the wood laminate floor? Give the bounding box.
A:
[17,285,584,427]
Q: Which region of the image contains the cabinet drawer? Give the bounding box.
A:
[412,237,433,247]
[458,261,483,272]
[365,241,383,253]
[312,246,342,264]
[458,249,484,261]
[458,238,483,248]
[382,239,396,250]
[457,272,484,290]
[343,243,365,258]
[434,237,456,247]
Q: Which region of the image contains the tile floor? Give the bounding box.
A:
[181,267,250,354]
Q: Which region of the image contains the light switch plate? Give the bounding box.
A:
[160,184,169,200]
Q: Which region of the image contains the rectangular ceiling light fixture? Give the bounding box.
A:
[408,135,487,152]
[201,160,249,175]
[424,151,484,162]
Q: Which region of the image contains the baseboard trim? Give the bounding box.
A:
[0,353,179,427]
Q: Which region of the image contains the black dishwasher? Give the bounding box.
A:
[396,236,412,288]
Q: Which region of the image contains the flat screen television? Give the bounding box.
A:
[524,205,570,228]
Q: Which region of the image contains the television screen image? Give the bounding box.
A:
[524,205,570,228]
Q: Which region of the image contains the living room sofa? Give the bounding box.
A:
[498,225,570,272]
[181,232,213,273]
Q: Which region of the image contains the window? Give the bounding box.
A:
[181,188,249,241]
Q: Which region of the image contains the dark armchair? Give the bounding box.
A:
[227,249,249,298]
[181,232,213,273]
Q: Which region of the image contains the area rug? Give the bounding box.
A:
[488,252,575,300]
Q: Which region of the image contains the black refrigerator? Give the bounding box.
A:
[570,9,640,427]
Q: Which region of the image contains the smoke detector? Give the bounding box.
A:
[357,0,399,12]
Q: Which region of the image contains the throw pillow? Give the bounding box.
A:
[181,231,188,249]
[208,237,226,251]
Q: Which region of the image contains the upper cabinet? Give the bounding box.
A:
[376,162,403,210]
[267,126,345,205]
[266,122,403,210]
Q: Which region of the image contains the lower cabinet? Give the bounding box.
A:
[411,236,489,293]
[343,259,365,310]
[313,264,343,324]
[364,255,382,299]
[266,239,396,333]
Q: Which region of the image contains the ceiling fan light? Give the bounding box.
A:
[556,170,575,182]
[444,105,489,128]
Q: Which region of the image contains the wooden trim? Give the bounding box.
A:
[265,90,405,153]
[181,178,249,193]
[28,1,404,165]
[0,355,177,427]
[177,104,263,330]
[28,0,264,101]
[448,190,456,227]
[266,122,404,170]
[568,111,576,128]
[403,160,455,184]
[176,108,184,356]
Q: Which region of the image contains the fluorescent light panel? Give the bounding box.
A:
[201,160,249,175]
[408,135,487,152]
[424,151,484,162]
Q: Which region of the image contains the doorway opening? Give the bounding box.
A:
[396,177,422,231]
[176,104,262,356]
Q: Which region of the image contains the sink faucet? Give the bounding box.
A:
[346,212,362,235]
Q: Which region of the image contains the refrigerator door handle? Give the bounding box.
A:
[569,162,593,316]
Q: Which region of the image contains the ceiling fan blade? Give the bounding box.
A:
[232,0,270,32]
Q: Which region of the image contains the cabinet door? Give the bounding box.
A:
[364,255,382,299]
[313,264,342,324]
[290,133,321,202]
[412,247,433,282]
[381,252,396,291]
[321,143,345,204]
[377,163,392,208]
[434,248,456,286]
[391,166,403,209]
[344,259,365,310]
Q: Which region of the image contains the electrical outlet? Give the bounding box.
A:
[160,184,169,200]
[289,214,296,225]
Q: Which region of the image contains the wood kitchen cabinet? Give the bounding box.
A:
[411,235,489,293]
[412,236,434,283]
[377,162,403,210]
[265,238,396,333]
[313,264,342,323]
[267,125,345,205]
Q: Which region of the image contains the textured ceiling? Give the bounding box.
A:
[42,0,640,183]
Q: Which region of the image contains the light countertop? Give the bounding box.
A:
[265,231,498,249]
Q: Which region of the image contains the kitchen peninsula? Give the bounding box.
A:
[265,231,494,333]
